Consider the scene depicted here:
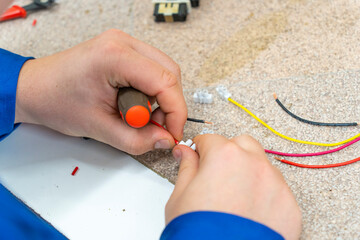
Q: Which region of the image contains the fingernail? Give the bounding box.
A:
[173,149,182,164]
[154,139,171,150]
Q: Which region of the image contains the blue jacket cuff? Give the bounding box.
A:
[0,49,34,140]
[160,211,284,240]
[0,184,67,240]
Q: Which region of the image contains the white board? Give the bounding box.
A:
[0,124,174,240]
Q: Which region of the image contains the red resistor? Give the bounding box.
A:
[71,166,79,176]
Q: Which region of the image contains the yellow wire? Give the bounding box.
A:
[228,97,360,147]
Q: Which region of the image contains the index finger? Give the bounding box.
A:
[193,134,234,163]
[105,45,187,140]
[116,31,182,83]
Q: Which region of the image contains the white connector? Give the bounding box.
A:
[193,90,213,104]
[185,139,193,147]
[216,85,231,100]
[178,139,196,151]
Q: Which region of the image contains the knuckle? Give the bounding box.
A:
[219,142,244,160]
[100,41,117,54]
[103,28,128,38]
[236,134,261,146]
[161,70,178,88]
[101,41,131,58]
[237,134,256,142]
[253,159,277,179]
[125,141,146,155]
[172,63,181,80]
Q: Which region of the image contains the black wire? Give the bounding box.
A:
[275,97,358,127]
[187,118,206,123]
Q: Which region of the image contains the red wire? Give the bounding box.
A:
[274,156,360,169]
[150,120,179,145]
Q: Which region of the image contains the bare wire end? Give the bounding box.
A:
[273,93,277,99]
[274,157,283,161]
[205,121,213,124]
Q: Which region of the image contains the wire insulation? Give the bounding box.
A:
[187,118,213,124]
[265,136,360,157]
[273,93,357,127]
[227,97,360,147]
[150,120,179,145]
[274,156,360,168]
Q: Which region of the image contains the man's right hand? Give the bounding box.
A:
[166,134,302,240]
[15,29,187,155]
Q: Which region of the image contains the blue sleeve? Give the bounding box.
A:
[160,211,284,240]
[0,184,67,240]
[0,48,33,141]
[0,49,66,239]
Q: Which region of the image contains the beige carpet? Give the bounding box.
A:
[1,0,360,239]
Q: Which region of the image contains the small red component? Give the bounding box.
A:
[71,166,79,176]
[32,19,37,26]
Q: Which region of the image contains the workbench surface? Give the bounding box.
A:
[1,0,360,239]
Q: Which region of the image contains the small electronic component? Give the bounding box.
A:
[216,85,232,100]
[153,0,199,22]
[71,166,79,176]
[190,0,200,7]
[178,139,196,150]
[193,90,213,104]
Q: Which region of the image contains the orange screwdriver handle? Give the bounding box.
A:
[0,5,27,22]
[117,88,152,129]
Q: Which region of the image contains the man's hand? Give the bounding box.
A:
[166,134,302,240]
[15,29,187,155]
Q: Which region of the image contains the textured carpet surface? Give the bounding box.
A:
[1,0,360,239]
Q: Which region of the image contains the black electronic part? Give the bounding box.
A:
[153,2,188,22]
[190,0,200,7]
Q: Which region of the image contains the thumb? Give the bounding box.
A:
[171,145,200,198]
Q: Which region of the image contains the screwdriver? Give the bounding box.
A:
[117,88,213,128]
[0,0,56,22]
[117,87,152,128]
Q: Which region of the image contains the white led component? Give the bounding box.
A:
[216,85,231,100]
[193,90,213,104]
[179,139,196,151]
[178,139,195,151]
[185,139,193,147]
